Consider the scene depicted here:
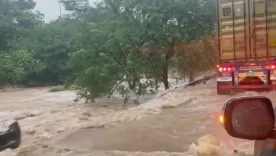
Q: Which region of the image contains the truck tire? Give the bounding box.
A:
[217,82,233,95]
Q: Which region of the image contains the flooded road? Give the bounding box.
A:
[56,82,248,155]
[0,81,273,156]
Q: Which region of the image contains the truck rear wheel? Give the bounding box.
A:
[217,82,233,95]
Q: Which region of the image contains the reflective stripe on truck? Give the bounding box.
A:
[219,85,276,89]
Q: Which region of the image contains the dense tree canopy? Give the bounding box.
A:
[0,0,218,102]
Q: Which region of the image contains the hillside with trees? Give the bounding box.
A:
[0,0,218,102]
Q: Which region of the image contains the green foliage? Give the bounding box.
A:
[64,0,217,101]
[177,37,218,82]
[9,18,82,85]
[0,0,44,51]
[0,0,218,103]
[0,49,45,85]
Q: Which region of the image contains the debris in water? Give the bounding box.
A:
[14,112,42,121]
[188,134,220,156]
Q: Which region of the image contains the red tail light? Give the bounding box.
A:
[265,64,276,69]
[217,65,234,72]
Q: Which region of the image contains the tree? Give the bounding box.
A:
[65,0,217,102]
[69,17,151,101]
[177,37,218,82]
[0,49,45,85]
[0,0,44,51]
[138,0,216,89]
[9,18,82,85]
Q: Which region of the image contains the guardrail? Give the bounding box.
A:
[184,73,217,87]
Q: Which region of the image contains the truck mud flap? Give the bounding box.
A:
[217,81,233,95]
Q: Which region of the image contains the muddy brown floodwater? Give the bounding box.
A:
[0,81,274,156]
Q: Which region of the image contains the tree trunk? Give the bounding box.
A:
[162,61,169,90]
[161,44,175,90]
[107,80,123,98]
[154,79,159,91]
[138,83,143,95]
[188,71,195,83]
[127,79,135,90]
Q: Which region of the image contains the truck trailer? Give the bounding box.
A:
[216,0,276,94]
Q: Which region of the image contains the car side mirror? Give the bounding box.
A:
[221,96,275,140]
[0,122,21,152]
